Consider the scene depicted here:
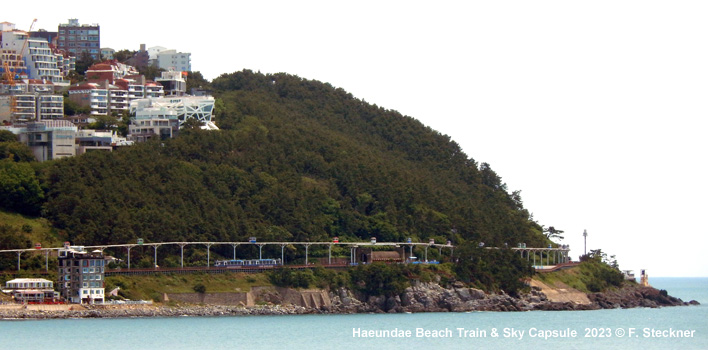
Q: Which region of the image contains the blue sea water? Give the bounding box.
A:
[1,277,706,350]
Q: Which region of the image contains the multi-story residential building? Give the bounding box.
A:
[156,49,191,72]
[130,95,217,129]
[37,94,64,119]
[155,69,187,96]
[145,82,164,98]
[57,245,105,304]
[75,129,120,154]
[1,26,69,86]
[56,19,100,60]
[100,47,114,60]
[3,120,77,161]
[128,108,180,142]
[30,29,58,46]
[147,45,167,62]
[68,82,108,115]
[0,48,29,80]
[69,75,164,116]
[0,93,63,122]
[55,52,75,77]
[85,60,139,82]
[0,79,63,123]
[11,94,36,121]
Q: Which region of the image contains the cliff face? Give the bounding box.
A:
[323,280,697,313]
[0,279,698,319]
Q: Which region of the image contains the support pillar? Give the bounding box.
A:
[16,251,22,271]
[424,246,429,262]
[206,244,212,268]
[179,244,187,268]
[304,244,311,265]
[232,244,240,260]
[258,244,265,260]
[127,246,133,270]
[328,244,332,265]
[281,244,286,265]
[153,245,161,268]
[45,250,49,271]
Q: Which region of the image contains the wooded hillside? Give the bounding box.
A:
[6,70,548,250]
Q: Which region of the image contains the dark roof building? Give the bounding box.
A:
[56,19,100,59]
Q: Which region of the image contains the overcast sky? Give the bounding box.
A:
[15,0,708,276]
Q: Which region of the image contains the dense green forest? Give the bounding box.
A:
[1,70,550,261]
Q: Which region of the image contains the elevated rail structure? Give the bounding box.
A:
[0,240,570,273]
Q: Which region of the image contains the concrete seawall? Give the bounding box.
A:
[164,286,331,308]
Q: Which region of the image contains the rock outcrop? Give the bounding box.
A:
[0,279,698,319]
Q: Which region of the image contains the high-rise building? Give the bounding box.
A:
[56,19,100,60]
[1,26,69,86]
[57,245,105,304]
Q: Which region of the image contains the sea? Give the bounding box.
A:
[1,277,706,350]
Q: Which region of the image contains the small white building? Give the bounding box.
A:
[2,278,58,303]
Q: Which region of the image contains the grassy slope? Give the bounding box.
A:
[534,262,629,294]
[105,272,272,302]
[0,211,63,248]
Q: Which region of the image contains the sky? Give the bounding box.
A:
[12,0,708,277]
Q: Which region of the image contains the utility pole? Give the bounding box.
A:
[583,229,588,256]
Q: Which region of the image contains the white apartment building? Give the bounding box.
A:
[0,80,63,122]
[156,49,191,72]
[130,95,217,129]
[1,30,69,87]
[128,107,180,142]
[69,79,162,116]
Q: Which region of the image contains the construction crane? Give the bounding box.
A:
[1,19,36,122]
[19,19,37,59]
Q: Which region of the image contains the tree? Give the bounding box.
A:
[88,115,119,130]
[113,49,136,63]
[0,141,35,162]
[453,241,534,295]
[0,159,44,216]
[0,130,17,142]
[74,51,96,75]
[139,65,164,81]
[181,118,205,130]
[543,226,565,241]
[185,71,211,93]
[64,97,91,116]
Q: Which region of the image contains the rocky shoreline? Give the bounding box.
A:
[0,281,698,320]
